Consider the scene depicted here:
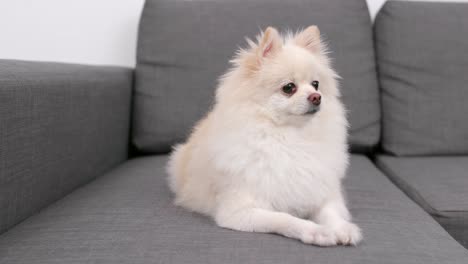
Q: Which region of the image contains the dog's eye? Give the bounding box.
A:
[282,82,297,95]
[311,80,319,90]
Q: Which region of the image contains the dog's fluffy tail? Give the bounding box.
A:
[166,143,189,194]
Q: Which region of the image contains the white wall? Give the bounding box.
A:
[367,0,387,19]
[0,0,145,67]
[1,0,457,67]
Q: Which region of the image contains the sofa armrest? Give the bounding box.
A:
[0,59,133,234]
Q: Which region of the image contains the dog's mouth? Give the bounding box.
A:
[305,105,320,115]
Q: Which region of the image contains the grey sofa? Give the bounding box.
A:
[1,0,467,263]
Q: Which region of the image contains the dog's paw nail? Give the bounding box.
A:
[333,222,362,246]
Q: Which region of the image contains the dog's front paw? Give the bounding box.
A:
[332,222,362,246]
[300,225,337,247]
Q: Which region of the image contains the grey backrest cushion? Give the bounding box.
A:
[375,1,468,156]
[133,0,380,154]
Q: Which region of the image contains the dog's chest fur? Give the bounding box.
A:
[211,118,346,217]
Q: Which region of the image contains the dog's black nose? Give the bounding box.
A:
[308,93,321,106]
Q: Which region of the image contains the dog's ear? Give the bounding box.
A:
[238,27,282,75]
[257,27,282,59]
[294,25,322,53]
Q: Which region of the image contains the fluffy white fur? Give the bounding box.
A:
[167,26,362,246]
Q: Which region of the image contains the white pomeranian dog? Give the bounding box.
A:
[167,26,362,246]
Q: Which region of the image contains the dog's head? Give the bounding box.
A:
[218,26,340,124]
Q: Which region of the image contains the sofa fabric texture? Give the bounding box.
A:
[133,0,380,154]
[377,155,468,248]
[435,212,468,250]
[0,60,133,235]
[375,1,468,156]
[1,155,467,264]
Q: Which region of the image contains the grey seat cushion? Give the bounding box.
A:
[133,0,380,154]
[376,155,468,248]
[1,155,467,264]
[375,1,468,156]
